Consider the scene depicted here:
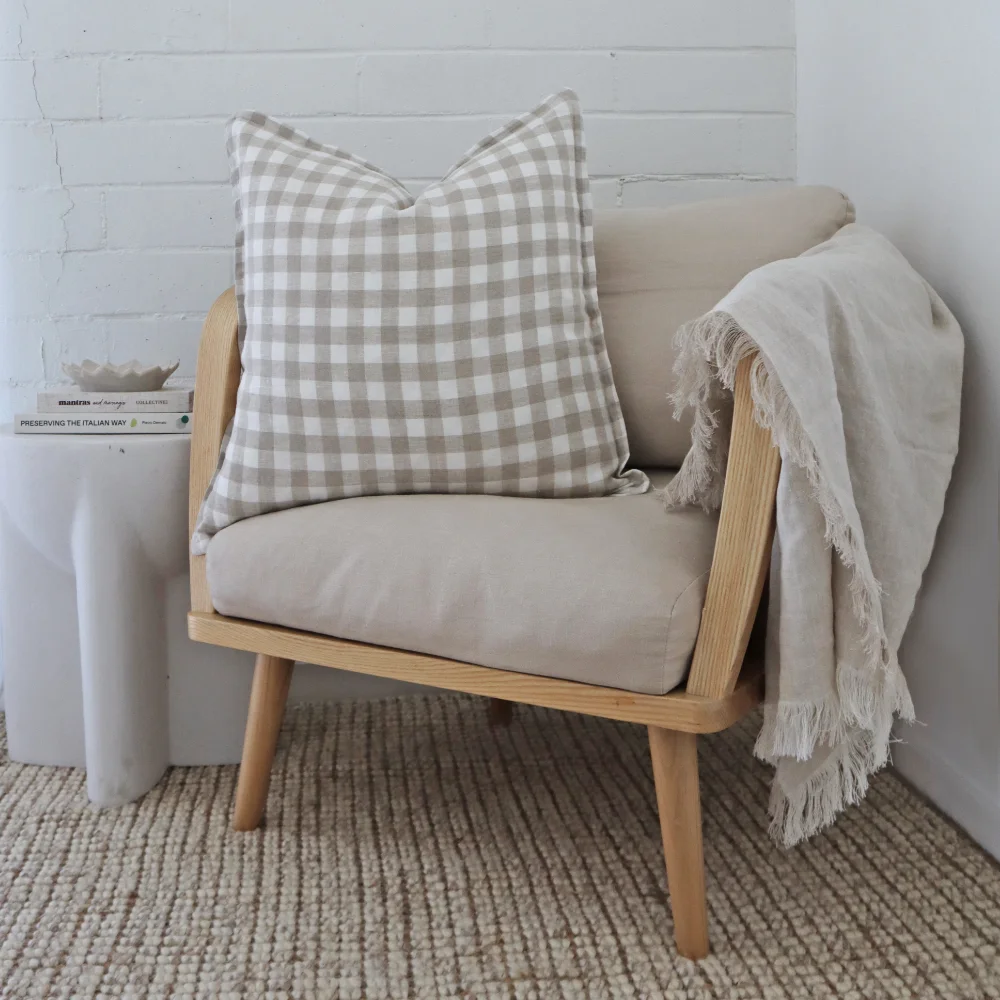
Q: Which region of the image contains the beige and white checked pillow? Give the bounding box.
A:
[192,90,648,553]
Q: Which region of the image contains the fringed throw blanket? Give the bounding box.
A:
[666,224,963,845]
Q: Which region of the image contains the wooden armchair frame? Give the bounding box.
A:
[187,288,781,960]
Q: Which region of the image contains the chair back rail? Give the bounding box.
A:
[189,288,241,613]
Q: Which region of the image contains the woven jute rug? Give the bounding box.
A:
[1,697,998,999]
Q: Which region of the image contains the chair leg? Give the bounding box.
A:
[233,653,294,832]
[487,697,513,728]
[648,726,709,960]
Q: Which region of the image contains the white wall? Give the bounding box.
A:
[796,1,1000,856]
[0,0,795,419]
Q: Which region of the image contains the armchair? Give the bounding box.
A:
[187,187,855,958]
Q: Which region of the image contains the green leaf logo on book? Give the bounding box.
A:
[130,418,137,427]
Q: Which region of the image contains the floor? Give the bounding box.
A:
[0,697,997,999]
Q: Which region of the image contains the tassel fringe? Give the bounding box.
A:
[767,731,875,847]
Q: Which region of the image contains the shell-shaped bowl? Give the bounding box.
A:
[61,359,181,393]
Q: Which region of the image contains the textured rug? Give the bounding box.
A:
[0,698,998,1000]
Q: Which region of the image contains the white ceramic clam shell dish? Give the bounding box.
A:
[62,359,180,393]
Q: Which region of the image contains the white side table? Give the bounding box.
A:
[0,427,254,805]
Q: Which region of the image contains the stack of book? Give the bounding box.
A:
[15,386,194,434]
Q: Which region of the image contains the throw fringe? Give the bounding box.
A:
[755,662,914,763]
[768,730,877,846]
[665,310,915,845]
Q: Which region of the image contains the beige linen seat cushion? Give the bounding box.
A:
[207,472,717,695]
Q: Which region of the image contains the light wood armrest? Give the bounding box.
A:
[189,287,241,613]
[685,356,781,700]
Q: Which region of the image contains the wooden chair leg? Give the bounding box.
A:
[486,697,513,728]
[648,726,709,959]
[233,653,294,832]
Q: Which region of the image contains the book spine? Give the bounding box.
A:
[14,414,193,435]
[36,389,194,413]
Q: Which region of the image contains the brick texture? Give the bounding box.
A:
[0,0,795,417]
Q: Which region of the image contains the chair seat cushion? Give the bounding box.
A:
[206,472,717,695]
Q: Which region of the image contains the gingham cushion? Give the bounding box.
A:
[192,90,648,554]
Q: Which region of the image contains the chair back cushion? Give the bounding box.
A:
[594,185,855,467]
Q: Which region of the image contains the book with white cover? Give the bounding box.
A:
[36,387,194,413]
[14,413,193,434]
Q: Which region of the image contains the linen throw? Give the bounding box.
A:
[665,224,963,845]
[192,90,647,553]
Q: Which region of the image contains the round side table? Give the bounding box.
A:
[0,427,253,805]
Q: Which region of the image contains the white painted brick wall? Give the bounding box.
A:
[0,0,795,418]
